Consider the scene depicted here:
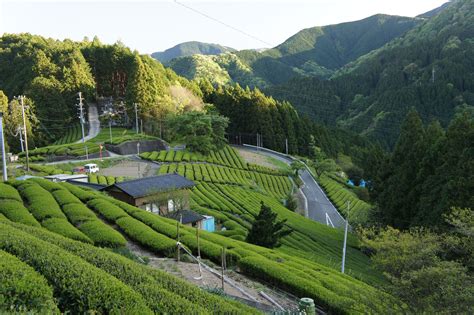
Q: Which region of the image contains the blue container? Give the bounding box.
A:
[202,215,215,232]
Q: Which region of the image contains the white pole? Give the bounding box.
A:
[77,92,85,144]
[341,201,350,273]
[20,96,30,172]
[18,126,24,152]
[0,112,7,181]
[285,138,288,155]
[134,103,139,134]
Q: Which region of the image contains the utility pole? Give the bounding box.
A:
[77,92,86,144]
[432,67,436,83]
[0,112,7,181]
[19,96,30,172]
[134,103,139,134]
[341,201,350,274]
[285,138,289,155]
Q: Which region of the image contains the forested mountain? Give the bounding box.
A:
[268,0,473,147]
[163,14,420,88]
[0,34,202,150]
[169,53,267,87]
[151,41,235,63]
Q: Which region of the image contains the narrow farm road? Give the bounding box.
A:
[237,145,346,229]
[76,103,100,143]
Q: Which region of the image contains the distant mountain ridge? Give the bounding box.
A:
[267,0,473,147]
[151,41,235,63]
[156,14,421,87]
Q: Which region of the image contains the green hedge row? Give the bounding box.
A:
[141,146,248,170]
[16,182,92,243]
[116,217,177,256]
[63,184,405,313]
[319,175,372,224]
[0,223,153,314]
[0,250,59,313]
[0,200,40,227]
[41,218,92,244]
[6,220,257,314]
[54,124,82,145]
[0,183,23,201]
[42,182,127,248]
[87,198,129,221]
[86,198,177,253]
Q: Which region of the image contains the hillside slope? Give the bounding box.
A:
[0,176,405,313]
[152,41,235,63]
[267,0,474,146]
[166,14,420,87]
[0,34,203,150]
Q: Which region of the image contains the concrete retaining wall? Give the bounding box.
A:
[105,139,167,155]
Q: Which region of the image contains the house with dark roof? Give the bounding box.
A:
[102,174,196,216]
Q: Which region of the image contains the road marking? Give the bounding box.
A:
[326,213,335,228]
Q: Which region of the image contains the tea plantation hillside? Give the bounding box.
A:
[21,128,156,162]
[142,146,383,284]
[0,173,405,313]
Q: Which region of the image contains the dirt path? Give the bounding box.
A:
[236,148,279,170]
[126,240,298,312]
[100,160,159,178]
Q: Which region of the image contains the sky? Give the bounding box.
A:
[0,0,448,54]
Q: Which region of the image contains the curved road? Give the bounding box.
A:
[238,145,346,229]
[76,104,100,143]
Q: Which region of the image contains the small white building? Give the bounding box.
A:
[44,174,89,183]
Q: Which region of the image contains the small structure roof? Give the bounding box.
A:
[106,174,195,198]
[44,174,88,181]
[166,210,204,225]
[66,179,106,191]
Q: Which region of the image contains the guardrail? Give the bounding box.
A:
[240,144,346,224]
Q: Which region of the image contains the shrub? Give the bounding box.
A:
[52,190,81,206]
[115,217,176,256]
[78,221,127,248]
[41,218,92,244]
[0,183,22,202]
[87,199,128,221]
[30,178,65,191]
[0,200,40,227]
[0,223,152,314]
[0,250,59,313]
[239,256,353,314]
[7,221,254,314]
[62,203,96,222]
[19,184,67,221]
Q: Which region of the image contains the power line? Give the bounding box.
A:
[173,0,273,47]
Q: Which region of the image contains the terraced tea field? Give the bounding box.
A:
[0,178,404,313]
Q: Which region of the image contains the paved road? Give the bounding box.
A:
[238,146,346,229]
[76,104,100,143]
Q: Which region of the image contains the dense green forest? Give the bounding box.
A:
[200,81,375,161]
[165,14,420,87]
[267,0,473,147]
[161,1,474,148]
[370,109,473,228]
[152,41,235,63]
[0,34,202,150]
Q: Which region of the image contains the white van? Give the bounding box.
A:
[84,163,100,174]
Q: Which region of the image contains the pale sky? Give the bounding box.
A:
[0,0,448,54]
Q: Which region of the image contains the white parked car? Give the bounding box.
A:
[84,163,99,174]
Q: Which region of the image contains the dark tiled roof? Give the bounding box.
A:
[107,174,195,198]
[66,179,106,191]
[166,210,204,225]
